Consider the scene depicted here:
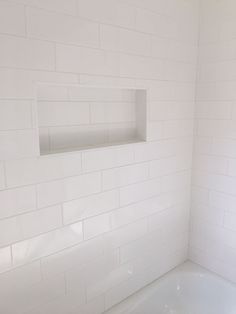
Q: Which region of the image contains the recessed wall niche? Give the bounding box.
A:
[36,84,147,155]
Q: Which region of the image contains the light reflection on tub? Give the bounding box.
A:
[106,262,236,314]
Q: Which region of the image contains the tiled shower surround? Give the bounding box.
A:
[190,0,236,282]
[1,0,235,313]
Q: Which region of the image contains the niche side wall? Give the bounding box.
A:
[190,0,236,282]
[0,0,198,313]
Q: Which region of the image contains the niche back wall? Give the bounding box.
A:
[0,0,198,313]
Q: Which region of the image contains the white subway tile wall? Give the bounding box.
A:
[0,0,198,313]
[189,0,236,283]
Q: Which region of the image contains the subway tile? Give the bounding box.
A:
[147,121,163,141]
[0,69,77,99]
[120,53,164,80]
[120,228,163,264]
[68,86,134,102]
[195,172,236,195]
[0,205,62,247]
[134,140,175,162]
[148,205,189,235]
[108,122,136,144]
[0,100,32,130]
[191,203,224,226]
[197,81,236,102]
[221,245,236,268]
[149,101,194,121]
[121,0,169,14]
[197,101,232,119]
[120,178,161,206]
[161,171,191,193]
[66,250,119,292]
[5,153,82,187]
[0,274,66,314]
[211,139,236,158]
[25,296,105,314]
[0,1,26,36]
[37,172,101,208]
[90,102,136,123]
[82,146,134,172]
[106,103,136,123]
[18,205,62,239]
[164,61,196,82]
[150,37,170,59]
[143,79,174,103]
[47,124,108,152]
[100,25,151,56]
[169,42,197,63]
[38,101,90,127]
[63,190,119,225]
[0,186,36,220]
[190,219,224,252]
[36,180,67,208]
[0,34,55,70]
[194,137,212,155]
[130,236,188,275]
[111,194,173,229]
[16,0,77,15]
[27,7,99,48]
[77,0,135,28]
[56,44,120,76]
[24,288,86,314]
[228,159,236,177]
[149,155,191,178]
[161,120,194,139]
[0,163,5,190]
[196,119,231,137]
[72,296,105,314]
[79,74,135,88]
[86,262,133,300]
[223,228,236,249]
[210,191,236,212]
[103,219,147,249]
[37,84,69,101]
[195,155,228,175]
[41,236,105,277]
[0,246,11,274]
[0,130,38,160]
[84,213,111,240]
[224,211,236,232]
[135,8,176,38]
[102,163,149,190]
[0,261,41,293]
[104,269,143,309]
[12,221,83,266]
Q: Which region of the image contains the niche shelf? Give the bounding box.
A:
[35,84,147,155]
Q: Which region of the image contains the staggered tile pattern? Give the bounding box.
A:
[189,0,236,284]
[0,0,198,313]
[37,85,138,154]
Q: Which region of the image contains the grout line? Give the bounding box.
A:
[5,0,198,42]
[23,5,28,37]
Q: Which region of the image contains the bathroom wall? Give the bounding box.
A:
[190,0,236,282]
[0,0,198,313]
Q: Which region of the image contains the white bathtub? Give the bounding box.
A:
[106,262,236,314]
